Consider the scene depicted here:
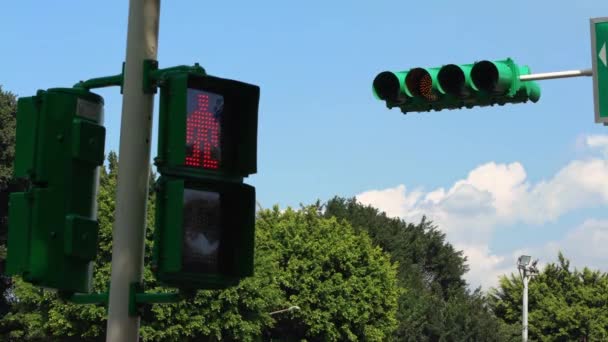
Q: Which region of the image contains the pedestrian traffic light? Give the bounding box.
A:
[153,177,255,289]
[153,70,259,289]
[6,88,105,293]
[373,58,541,113]
[155,72,258,179]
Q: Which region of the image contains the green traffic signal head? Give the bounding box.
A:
[471,60,514,93]
[438,64,473,97]
[373,58,541,114]
[405,68,440,101]
[372,71,409,102]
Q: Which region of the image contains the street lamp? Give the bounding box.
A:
[517,255,539,342]
[268,305,300,316]
[518,255,531,267]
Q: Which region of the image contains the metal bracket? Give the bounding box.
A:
[73,72,123,91]
[72,61,206,94]
[68,292,109,305]
[128,282,182,317]
[120,62,125,94]
[142,59,159,94]
[147,63,207,88]
[61,282,182,317]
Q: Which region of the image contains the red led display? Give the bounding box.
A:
[185,90,222,169]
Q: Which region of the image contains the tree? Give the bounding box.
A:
[0,85,18,318]
[324,197,518,341]
[0,86,17,188]
[490,252,608,341]
[1,157,399,341]
[257,206,399,341]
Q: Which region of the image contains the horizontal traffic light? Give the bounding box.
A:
[373,58,541,114]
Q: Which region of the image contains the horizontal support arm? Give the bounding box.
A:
[73,74,123,90]
[65,289,181,309]
[148,63,206,82]
[72,62,206,92]
[135,292,182,304]
[520,69,593,81]
[67,292,109,305]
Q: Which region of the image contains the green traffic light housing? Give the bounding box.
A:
[6,88,105,293]
[153,68,259,290]
[153,177,255,289]
[373,58,541,114]
[156,71,259,180]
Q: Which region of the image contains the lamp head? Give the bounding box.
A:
[518,255,532,267]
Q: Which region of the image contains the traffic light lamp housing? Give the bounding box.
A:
[152,177,255,289]
[153,70,259,290]
[373,58,541,113]
[156,72,259,179]
[7,88,105,293]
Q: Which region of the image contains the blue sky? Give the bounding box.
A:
[2,0,608,288]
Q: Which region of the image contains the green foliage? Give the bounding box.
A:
[258,206,399,341]
[490,252,608,341]
[0,85,17,319]
[0,155,399,341]
[0,85,17,188]
[324,197,518,341]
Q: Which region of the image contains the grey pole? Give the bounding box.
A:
[520,69,593,81]
[106,0,160,341]
[522,271,529,342]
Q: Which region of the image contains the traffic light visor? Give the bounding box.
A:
[471,60,513,93]
[438,64,467,96]
[373,72,401,101]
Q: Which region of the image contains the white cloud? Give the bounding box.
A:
[355,184,422,218]
[355,134,608,289]
[586,134,608,157]
[538,219,608,271]
[457,244,512,290]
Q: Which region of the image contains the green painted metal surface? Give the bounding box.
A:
[6,88,105,293]
[373,58,541,114]
[591,18,608,123]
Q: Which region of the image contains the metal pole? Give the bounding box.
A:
[106,0,160,341]
[522,271,529,342]
[520,69,593,81]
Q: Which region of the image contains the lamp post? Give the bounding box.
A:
[517,255,539,342]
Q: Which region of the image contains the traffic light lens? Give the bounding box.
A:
[406,68,438,101]
[182,189,221,273]
[471,61,498,92]
[438,64,465,96]
[185,89,224,170]
[373,72,400,101]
